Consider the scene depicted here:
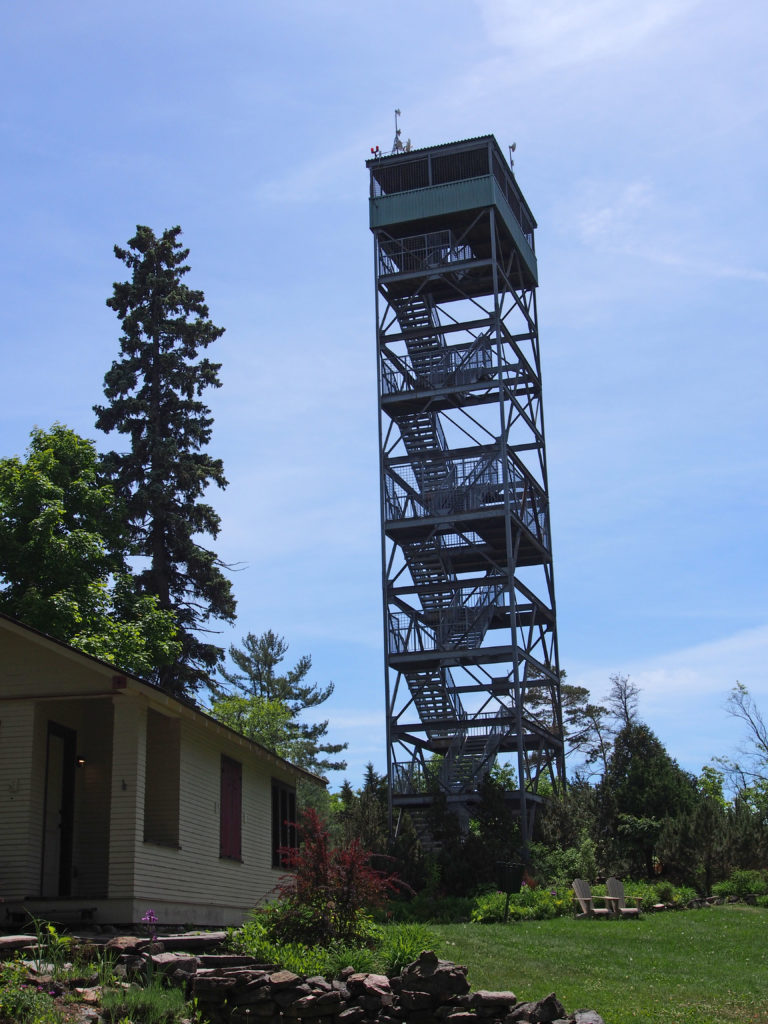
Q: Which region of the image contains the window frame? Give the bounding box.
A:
[143,709,181,848]
[219,755,243,861]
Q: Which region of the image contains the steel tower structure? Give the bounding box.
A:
[367,136,564,849]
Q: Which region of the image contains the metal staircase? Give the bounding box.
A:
[370,137,564,852]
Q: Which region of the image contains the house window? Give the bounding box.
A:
[220,756,242,860]
[271,780,296,868]
[144,709,180,847]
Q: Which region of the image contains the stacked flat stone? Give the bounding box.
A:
[0,934,604,1024]
[188,950,604,1024]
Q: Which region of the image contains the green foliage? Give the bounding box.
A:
[697,764,728,807]
[529,832,598,885]
[335,763,389,854]
[225,914,273,958]
[0,983,61,1024]
[422,776,522,896]
[376,922,439,975]
[70,577,181,678]
[81,945,120,988]
[470,884,572,923]
[208,693,294,754]
[228,915,436,977]
[213,631,347,774]
[656,792,731,893]
[226,917,379,976]
[560,683,613,776]
[314,942,380,977]
[95,225,235,697]
[0,959,27,989]
[429,907,768,1024]
[0,953,62,1023]
[27,918,73,979]
[262,808,400,946]
[596,878,698,910]
[384,892,474,924]
[600,722,698,876]
[99,976,186,1024]
[0,425,179,675]
[0,424,119,631]
[711,868,768,900]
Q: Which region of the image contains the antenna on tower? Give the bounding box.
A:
[508,142,517,167]
[392,108,404,154]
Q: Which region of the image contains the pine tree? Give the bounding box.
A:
[94,226,235,698]
[215,630,347,775]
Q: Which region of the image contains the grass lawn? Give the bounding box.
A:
[428,905,768,1024]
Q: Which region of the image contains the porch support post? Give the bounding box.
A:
[107,697,146,902]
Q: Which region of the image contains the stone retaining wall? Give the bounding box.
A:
[184,949,601,1024]
[0,934,605,1024]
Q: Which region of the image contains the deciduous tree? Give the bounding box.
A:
[605,672,641,731]
[0,424,179,676]
[207,693,295,757]
[719,682,768,789]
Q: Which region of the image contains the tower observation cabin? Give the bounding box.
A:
[367,135,565,848]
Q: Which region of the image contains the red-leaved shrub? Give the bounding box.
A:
[264,808,400,945]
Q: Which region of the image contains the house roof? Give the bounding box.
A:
[0,612,327,786]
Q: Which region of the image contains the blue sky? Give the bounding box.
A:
[2,0,766,789]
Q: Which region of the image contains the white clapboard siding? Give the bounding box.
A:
[1,615,317,922]
[0,702,38,897]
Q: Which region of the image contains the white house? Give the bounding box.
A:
[0,613,323,928]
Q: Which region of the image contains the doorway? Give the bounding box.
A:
[41,722,76,897]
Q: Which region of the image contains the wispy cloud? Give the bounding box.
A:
[476,0,702,68]
[576,181,655,245]
[574,623,768,700]
[571,179,768,284]
[252,138,368,205]
[569,624,768,773]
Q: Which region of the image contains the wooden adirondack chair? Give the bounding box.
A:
[572,879,617,918]
[606,876,644,917]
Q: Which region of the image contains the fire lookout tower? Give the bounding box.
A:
[367,135,565,849]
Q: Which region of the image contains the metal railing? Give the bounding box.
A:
[385,454,550,548]
[389,579,502,654]
[381,341,494,395]
[379,229,475,277]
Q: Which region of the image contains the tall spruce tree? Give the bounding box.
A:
[94,225,235,698]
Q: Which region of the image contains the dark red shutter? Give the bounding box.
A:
[220,756,242,860]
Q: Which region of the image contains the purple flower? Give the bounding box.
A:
[142,908,158,924]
